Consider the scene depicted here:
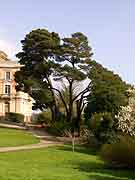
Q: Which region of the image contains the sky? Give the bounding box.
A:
[0,0,135,84]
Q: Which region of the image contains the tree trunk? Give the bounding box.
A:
[67,80,73,123]
[50,106,55,122]
[76,99,85,136]
[46,76,60,122]
[76,101,81,136]
[50,103,59,122]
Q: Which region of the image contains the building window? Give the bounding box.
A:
[5,85,11,94]
[5,102,10,113]
[5,72,11,80]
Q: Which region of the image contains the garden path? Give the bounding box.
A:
[0,139,62,153]
[0,123,63,152]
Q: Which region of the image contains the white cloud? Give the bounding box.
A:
[0,40,17,59]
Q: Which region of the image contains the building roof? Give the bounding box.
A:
[0,51,22,68]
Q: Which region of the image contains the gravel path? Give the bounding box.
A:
[0,123,63,152]
[0,139,62,153]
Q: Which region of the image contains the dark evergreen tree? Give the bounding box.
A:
[15,29,61,121]
[53,32,93,132]
[84,61,130,143]
[15,29,93,130]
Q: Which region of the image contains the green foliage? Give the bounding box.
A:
[49,121,71,136]
[90,112,113,130]
[55,32,93,84]
[100,136,135,168]
[88,112,117,144]
[5,112,24,123]
[47,113,72,136]
[84,61,129,144]
[15,29,93,126]
[85,61,129,121]
[80,127,99,148]
[32,111,51,125]
[15,29,61,115]
[54,32,93,124]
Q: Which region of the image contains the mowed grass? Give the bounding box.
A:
[0,128,39,147]
[0,145,134,180]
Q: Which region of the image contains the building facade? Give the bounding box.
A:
[0,51,33,122]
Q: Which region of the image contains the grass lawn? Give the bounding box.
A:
[0,128,39,147]
[0,145,134,180]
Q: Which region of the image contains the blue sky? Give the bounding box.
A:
[0,0,135,84]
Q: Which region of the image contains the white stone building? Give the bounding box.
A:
[0,51,33,122]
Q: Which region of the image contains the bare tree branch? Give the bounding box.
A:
[72,82,91,102]
[51,87,69,115]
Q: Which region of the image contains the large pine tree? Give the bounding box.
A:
[15,29,93,129]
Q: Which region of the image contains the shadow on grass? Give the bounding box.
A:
[73,160,135,180]
[57,144,98,156]
[57,145,135,180]
[88,174,131,180]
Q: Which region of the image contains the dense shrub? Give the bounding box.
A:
[88,112,116,144]
[100,136,135,168]
[48,113,70,136]
[80,127,99,148]
[48,121,71,136]
[5,112,24,123]
[32,111,51,126]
